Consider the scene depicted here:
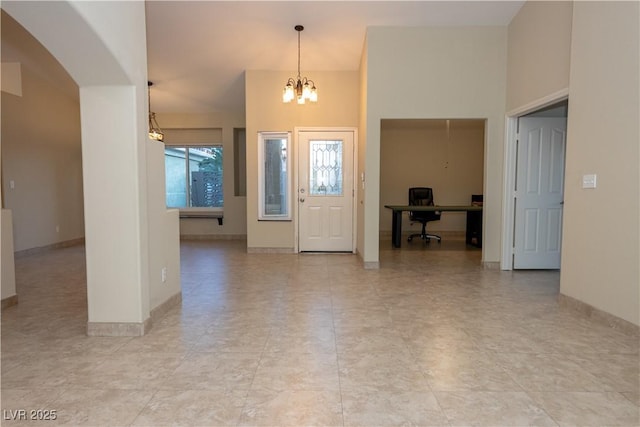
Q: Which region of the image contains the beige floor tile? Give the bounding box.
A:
[401,325,481,353]
[415,350,523,392]
[332,307,394,328]
[1,331,43,355]
[335,326,410,355]
[159,352,261,391]
[239,389,343,426]
[3,240,638,426]
[131,389,246,427]
[571,352,640,393]
[621,390,640,406]
[209,313,277,331]
[531,321,640,355]
[46,336,133,355]
[68,353,184,390]
[2,352,105,389]
[192,327,271,353]
[468,324,549,353]
[50,388,155,426]
[341,387,449,426]
[116,332,199,355]
[1,351,29,375]
[494,353,610,392]
[263,326,336,354]
[1,388,63,426]
[435,391,558,426]
[338,351,431,392]
[251,352,340,392]
[528,391,640,426]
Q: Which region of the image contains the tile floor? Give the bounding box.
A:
[1,239,638,426]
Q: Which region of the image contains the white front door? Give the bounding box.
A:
[298,130,354,252]
[514,117,567,269]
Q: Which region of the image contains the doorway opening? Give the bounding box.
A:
[380,119,486,251]
[1,11,86,312]
[502,96,569,270]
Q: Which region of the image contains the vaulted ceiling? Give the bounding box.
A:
[1,2,524,114]
[145,1,524,114]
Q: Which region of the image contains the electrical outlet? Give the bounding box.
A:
[161,267,167,283]
[56,225,60,233]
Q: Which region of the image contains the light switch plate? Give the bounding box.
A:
[582,174,597,189]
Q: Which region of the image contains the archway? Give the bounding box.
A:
[2,1,156,335]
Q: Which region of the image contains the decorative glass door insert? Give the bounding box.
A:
[309,140,343,196]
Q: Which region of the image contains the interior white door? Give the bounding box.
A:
[514,117,567,269]
[298,131,354,252]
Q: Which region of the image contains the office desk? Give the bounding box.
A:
[384,205,483,248]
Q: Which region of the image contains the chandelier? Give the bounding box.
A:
[147,81,164,142]
[282,25,317,104]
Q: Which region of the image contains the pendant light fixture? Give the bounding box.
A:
[282,25,317,104]
[147,81,164,142]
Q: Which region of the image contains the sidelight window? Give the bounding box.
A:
[258,132,291,220]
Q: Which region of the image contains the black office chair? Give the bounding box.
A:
[407,187,441,243]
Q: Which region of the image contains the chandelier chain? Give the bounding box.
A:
[297,29,301,79]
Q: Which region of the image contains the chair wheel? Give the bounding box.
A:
[407,237,412,242]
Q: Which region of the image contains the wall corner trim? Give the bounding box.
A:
[87,318,152,337]
[150,292,182,325]
[558,293,640,336]
[1,295,19,310]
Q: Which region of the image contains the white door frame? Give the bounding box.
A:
[294,127,358,253]
[501,89,568,270]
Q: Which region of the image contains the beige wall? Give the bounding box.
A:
[1,13,84,252]
[561,1,639,326]
[506,1,572,111]
[363,26,507,264]
[245,70,359,250]
[156,111,247,238]
[357,40,370,263]
[380,120,484,234]
[506,0,639,327]
[146,140,181,310]
[1,210,17,302]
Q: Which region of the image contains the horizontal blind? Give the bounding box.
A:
[163,128,222,145]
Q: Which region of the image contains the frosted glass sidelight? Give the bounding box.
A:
[258,132,292,220]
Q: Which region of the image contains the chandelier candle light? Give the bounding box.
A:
[282,25,317,104]
[148,81,164,142]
